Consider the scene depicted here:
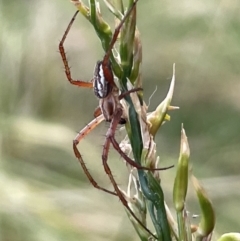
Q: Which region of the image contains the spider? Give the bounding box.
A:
[59,0,172,238]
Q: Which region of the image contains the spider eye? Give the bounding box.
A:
[93,61,113,99]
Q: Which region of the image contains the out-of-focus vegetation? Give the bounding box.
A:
[1,0,240,240]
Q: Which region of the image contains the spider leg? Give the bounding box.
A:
[102,108,157,239]
[100,0,139,88]
[93,106,102,118]
[118,87,143,99]
[110,137,174,171]
[73,115,117,196]
[102,0,139,64]
[59,10,93,88]
[118,88,174,170]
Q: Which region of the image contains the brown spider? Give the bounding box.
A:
[59,0,171,238]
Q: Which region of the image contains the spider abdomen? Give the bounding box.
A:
[93,61,114,99]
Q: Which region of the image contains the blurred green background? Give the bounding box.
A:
[1,0,240,240]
